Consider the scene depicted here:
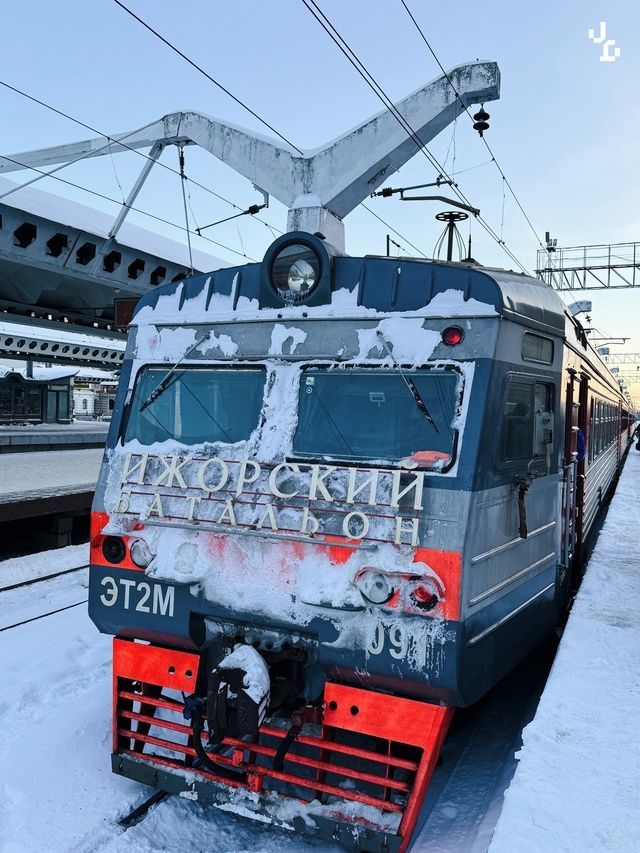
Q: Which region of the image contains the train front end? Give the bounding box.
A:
[89,233,500,850]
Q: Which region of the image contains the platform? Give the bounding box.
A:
[0,447,103,521]
[0,420,109,453]
[489,447,640,853]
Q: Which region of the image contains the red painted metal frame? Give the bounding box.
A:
[112,638,453,851]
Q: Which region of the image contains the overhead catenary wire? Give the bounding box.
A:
[399,0,554,265]
[0,117,160,201]
[299,0,530,275]
[0,79,283,237]
[301,0,529,273]
[113,0,305,156]
[108,1,429,257]
[361,203,428,258]
[0,151,256,262]
[107,141,126,203]
[451,158,495,177]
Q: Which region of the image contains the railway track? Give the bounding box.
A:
[0,562,90,631]
[0,563,89,593]
[118,791,171,829]
[0,598,88,632]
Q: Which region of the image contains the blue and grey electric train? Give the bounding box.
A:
[89,231,632,851]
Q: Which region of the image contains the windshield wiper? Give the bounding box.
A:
[376,330,439,433]
[139,336,206,413]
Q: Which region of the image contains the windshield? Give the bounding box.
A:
[124,367,266,446]
[293,368,459,465]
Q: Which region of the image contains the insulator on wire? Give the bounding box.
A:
[473,106,490,137]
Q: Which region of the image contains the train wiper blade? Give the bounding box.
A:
[376,330,439,433]
[139,337,206,413]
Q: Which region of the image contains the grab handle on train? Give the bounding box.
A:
[517,481,529,539]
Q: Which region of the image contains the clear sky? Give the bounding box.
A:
[1,1,639,395]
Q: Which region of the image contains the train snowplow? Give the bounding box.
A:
[113,638,453,851]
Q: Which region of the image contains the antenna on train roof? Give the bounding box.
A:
[0,63,500,254]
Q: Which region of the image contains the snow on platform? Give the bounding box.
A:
[0,421,109,452]
[0,447,103,503]
[490,448,640,853]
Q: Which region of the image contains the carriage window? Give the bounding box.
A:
[124,367,266,446]
[588,397,618,462]
[522,333,554,364]
[499,379,554,463]
[499,382,533,460]
[293,368,460,467]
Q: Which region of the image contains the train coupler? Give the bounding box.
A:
[112,638,454,852]
[206,644,270,741]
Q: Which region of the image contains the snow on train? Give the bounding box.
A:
[79,60,631,850]
[88,230,633,850]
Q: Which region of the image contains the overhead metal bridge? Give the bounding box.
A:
[537,242,640,291]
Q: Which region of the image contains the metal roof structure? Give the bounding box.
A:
[0,178,224,357]
[1,62,500,255]
[0,176,227,365]
[0,61,499,364]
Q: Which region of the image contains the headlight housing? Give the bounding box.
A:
[355,570,396,604]
[270,242,321,303]
[102,536,126,564]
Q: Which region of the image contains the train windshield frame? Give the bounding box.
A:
[292,366,461,468]
[123,366,266,446]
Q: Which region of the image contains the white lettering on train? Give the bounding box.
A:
[236,460,261,496]
[99,576,175,617]
[394,517,420,546]
[391,470,425,511]
[123,452,149,485]
[342,511,370,540]
[154,455,190,489]
[300,506,320,535]
[366,623,428,667]
[116,454,427,545]
[197,457,228,493]
[147,492,164,518]
[256,502,278,531]
[115,490,131,513]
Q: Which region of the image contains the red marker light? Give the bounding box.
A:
[410,584,439,610]
[442,326,464,346]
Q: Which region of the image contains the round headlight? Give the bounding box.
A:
[358,571,395,605]
[271,243,320,303]
[102,536,126,564]
[130,539,153,568]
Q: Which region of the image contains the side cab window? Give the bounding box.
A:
[497,376,555,467]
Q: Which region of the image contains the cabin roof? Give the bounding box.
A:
[133,253,566,336]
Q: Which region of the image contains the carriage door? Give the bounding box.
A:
[572,373,590,584]
[561,370,580,589]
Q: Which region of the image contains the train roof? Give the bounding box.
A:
[133,239,566,338]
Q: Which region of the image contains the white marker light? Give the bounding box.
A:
[130,539,153,568]
[357,571,394,605]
